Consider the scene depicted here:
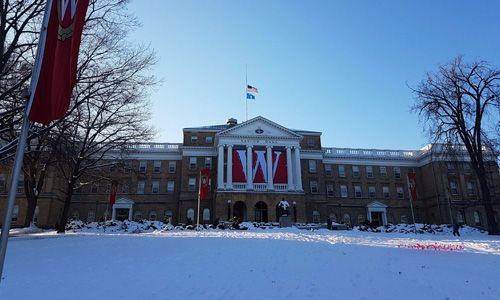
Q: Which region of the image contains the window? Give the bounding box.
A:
[366,166,373,178]
[94,161,102,172]
[187,209,195,222]
[309,160,316,173]
[191,135,198,143]
[352,166,359,178]
[124,160,132,173]
[457,210,464,225]
[380,167,387,179]
[310,181,318,194]
[343,213,351,226]
[169,161,176,173]
[189,157,197,170]
[137,181,145,194]
[205,157,212,169]
[17,174,24,193]
[72,211,79,220]
[474,211,482,226]
[369,186,375,198]
[109,162,116,173]
[401,215,407,224]
[307,139,314,146]
[340,185,348,198]
[383,186,390,199]
[149,211,157,221]
[447,163,455,174]
[164,210,173,223]
[139,161,147,173]
[329,213,337,222]
[394,167,401,179]
[354,186,362,198]
[91,183,99,194]
[12,205,19,224]
[467,182,475,195]
[464,164,471,175]
[105,182,110,194]
[122,182,129,194]
[387,214,394,224]
[188,178,196,191]
[450,181,458,195]
[205,136,213,144]
[397,187,404,199]
[325,165,332,176]
[327,185,334,197]
[339,165,345,177]
[87,211,95,222]
[152,181,160,194]
[358,214,365,225]
[203,208,210,223]
[167,181,175,192]
[134,211,142,222]
[312,210,320,223]
[154,161,161,173]
[0,174,5,188]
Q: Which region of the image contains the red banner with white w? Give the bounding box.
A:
[407,172,417,202]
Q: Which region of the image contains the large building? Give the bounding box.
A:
[1,116,500,229]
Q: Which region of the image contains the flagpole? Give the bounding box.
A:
[245,63,248,121]
[406,173,417,235]
[196,170,201,232]
[0,0,53,285]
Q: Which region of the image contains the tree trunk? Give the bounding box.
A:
[23,194,37,228]
[476,172,499,235]
[57,182,76,233]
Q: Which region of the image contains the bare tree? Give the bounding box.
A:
[410,56,500,235]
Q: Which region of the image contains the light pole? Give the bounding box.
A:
[95,201,98,222]
[293,201,297,223]
[227,200,231,221]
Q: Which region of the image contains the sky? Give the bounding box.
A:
[126,0,500,150]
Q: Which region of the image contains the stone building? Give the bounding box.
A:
[1,116,499,229]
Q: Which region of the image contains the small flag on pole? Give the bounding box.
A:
[199,169,210,199]
[247,85,258,93]
[247,93,255,100]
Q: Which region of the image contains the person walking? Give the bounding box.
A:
[452,219,460,237]
[327,216,332,230]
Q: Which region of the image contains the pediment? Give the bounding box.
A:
[218,116,302,139]
[367,201,387,208]
[116,198,135,204]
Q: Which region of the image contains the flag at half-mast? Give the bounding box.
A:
[407,172,417,202]
[29,0,90,125]
[247,85,258,93]
[199,168,210,199]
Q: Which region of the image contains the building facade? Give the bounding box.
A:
[1,116,500,229]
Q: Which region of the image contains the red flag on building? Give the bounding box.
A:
[199,168,210,199]
[407,172,417,202]
[29,0,90,125]
[109,180,119,205]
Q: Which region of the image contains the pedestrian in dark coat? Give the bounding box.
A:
[452,219,460,237]
[327,216,332,230]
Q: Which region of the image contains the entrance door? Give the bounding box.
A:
[116,209,130,221]
[233,201,247,222]
[371,212,382,227]
[254,201,268,223]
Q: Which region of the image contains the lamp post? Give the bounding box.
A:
[95,201,98,222]
[293,201,297,223]
[227,200,231,221]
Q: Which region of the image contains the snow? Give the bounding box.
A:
[1,222,499,300]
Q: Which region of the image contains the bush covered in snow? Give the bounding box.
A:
[354,223,487,235]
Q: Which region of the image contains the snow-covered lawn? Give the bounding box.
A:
[1,223,499,300]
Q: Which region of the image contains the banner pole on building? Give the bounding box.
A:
[406,172,418,235]
[196,171,201,232]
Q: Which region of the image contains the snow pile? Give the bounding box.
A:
[355,223,487,235]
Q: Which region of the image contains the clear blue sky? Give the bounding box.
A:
[126,0,500,150]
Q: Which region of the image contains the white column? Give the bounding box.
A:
[111,205,116,220]
[286,146,294,191]
[227,145,233,190]
[246,145,253,190]
[294,146,303,191]
[217,145,224,190]
[266,146,274,191]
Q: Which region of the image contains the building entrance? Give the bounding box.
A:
[371,212,382,227]
[116,209,130,221]
[255,201,268,223]
[233,201,247,222]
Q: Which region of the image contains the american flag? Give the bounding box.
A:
[247,85,258,93]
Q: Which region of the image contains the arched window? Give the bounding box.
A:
[474,211,482,226]
[343,213,351,226]
[203,208,210,223]
[12,205,19,224]
[187,209,195,222]
[164,210,173,223]
[401,215,407,224]
[149,211,157,221]
[457,211,464,225]
[134,211,142,222]
[87,211,95,222]
[387,214,394,224]
[329,213,337,223]
[357,214,365,225]
[34,206,40,223]
[312,210,320,223]
[72,211,79,220]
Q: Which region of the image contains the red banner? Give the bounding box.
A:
[232,150,246,182]
[199,169,210,199]
[29,0,90,124]
[253,150,267,183]
[407,172,417,202]
[109,180,118,205]
[272,151,287,183]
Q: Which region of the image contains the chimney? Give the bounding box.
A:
[227,118,237,127]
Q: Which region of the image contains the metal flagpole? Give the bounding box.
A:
[196,171,201,232]
[406,173,418,235]
[0,0,54,285]
[245,63,248,121]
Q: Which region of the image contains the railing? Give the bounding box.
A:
[274,184,288,191]
[254,183,267,191]
[225,183,294,192]
[127,143,182,152]
[233,183,246,190]
[323,147,425,159]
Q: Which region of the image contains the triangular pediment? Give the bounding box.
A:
[367,201,387,208]
[116,198,134,204]
[218,116,302,139]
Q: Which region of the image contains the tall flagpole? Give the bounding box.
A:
[196,170,201,232]
[245,63,248,121]
[406,173,418,235]
[0,0,54,285]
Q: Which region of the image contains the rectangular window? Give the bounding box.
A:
[205,157,212,169]
[307,139,314,146]
[327,184,334,197]
[0,174,5,188]
[394,167,401,179]
[340,185,348,198]
[189,157,197,170]
[383,186,390,199]
[139,161,147,173]
[167,181,175,192]
[205,136,213,144]
[339,165,345,177]
[169,161,176,173]
[152,181,160,194]
[154,161,161,173]
[105,182,110,194]
[467,182,475,195]
[109,162,116,173]
[450,181,458,195]
[325,165,332,176]
[191,135,198,143]
[397,187,404,199]
[309,160,317,173]
[464,164,471,175]
[124,160,132,173]
[91,183,99,194]
[94,161,102,172]
[352,166,359,178]
[369,186,375,198]
[188,178,196,191]
[310,181,318,194]
[137,181,145,194]
[380,167,387,179]
[447,163,455,174]
[354,186,362,198]
[122,182,129,194]
[366,166,373,178]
